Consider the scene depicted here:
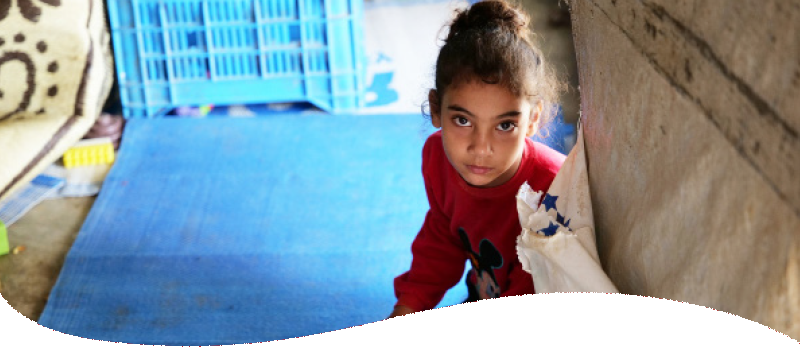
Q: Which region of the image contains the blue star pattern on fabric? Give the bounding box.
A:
[541,193,558,211]
[538,222,560,236]
[541,193,572,233]
[556,212,571,230]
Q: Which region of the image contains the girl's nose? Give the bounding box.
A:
[469,131,492,157]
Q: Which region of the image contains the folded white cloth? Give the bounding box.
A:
[516,124,618,293]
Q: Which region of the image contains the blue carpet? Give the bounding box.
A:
[38,114,469,345]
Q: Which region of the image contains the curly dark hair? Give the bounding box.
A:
[430,0,565,125]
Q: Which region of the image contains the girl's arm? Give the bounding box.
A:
[390,131,466,316]
[388,304,415,318]
[392,207,467,313]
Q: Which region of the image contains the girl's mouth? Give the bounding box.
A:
[467,165,492,175]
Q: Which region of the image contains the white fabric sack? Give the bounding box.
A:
[516,125,618,293]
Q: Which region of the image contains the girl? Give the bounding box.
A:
[390,0,566,318]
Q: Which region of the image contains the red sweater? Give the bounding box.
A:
[394,130,565,312]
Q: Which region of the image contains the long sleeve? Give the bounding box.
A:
[393,208,466,311]
[393,136,467,312]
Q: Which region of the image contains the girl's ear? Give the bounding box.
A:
[429,89,442,128]
[526,101,543,137]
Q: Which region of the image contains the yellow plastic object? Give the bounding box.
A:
[62,138,116,168]
[0,220,8,256]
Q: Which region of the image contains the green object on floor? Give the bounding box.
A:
[0,220,8,256]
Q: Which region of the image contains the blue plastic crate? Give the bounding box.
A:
[107,0,366,117]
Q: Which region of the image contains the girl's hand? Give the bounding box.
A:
[387,305,415,319]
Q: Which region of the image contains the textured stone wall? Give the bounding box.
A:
[569,0,799,339]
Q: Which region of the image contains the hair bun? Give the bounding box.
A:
[447,0,530,41]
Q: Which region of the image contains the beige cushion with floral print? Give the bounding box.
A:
[0,0,113,202]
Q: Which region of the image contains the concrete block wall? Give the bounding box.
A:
[568,0,799,338]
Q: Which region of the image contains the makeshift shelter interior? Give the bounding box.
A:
[0,0,580,344]
[1,0,798,344]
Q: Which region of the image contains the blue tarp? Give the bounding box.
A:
[38,114,468,345]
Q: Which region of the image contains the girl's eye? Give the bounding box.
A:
[496,122,516,132]
[453,116,471,127]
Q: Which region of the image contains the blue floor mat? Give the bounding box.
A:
[38,114,469,345]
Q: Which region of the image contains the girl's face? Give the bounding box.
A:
[430,81,540,188]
